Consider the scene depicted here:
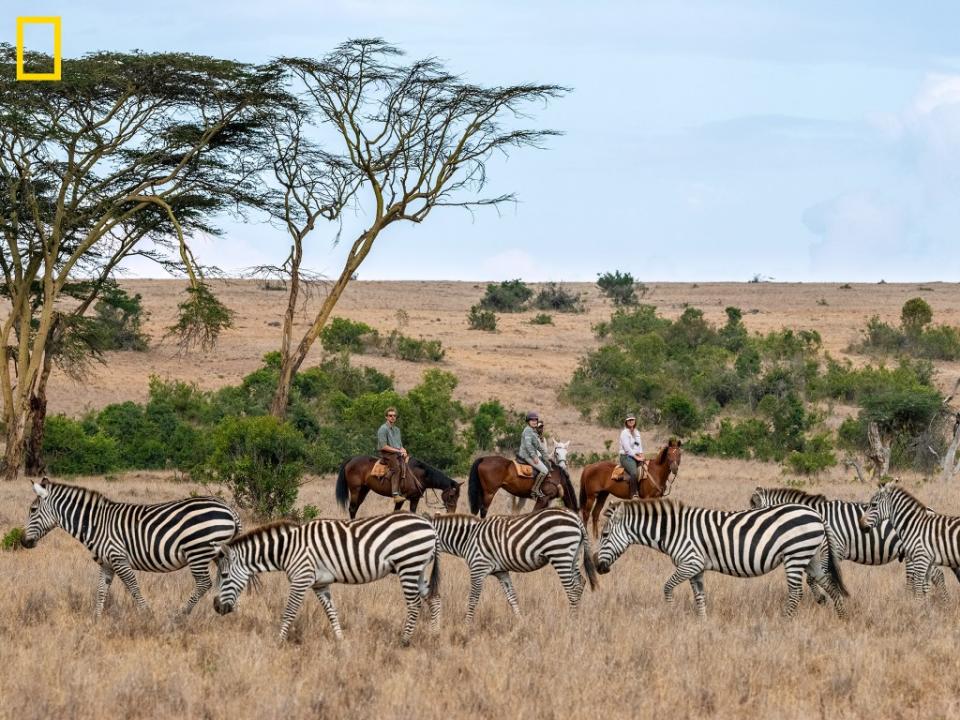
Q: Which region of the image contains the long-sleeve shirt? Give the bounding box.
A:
[519,426,546,463]
[377,422,403,451]
[619,428,643,457]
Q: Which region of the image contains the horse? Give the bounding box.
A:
[467,441,578,518]
[335,455,462,518]
[578,438,683,537]
[511,441,570,513]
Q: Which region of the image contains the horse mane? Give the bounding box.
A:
[228,520,299,546]
[410,457,457,489]
[656,445,670,465]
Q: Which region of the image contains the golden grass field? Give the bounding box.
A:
[2,280,960,719]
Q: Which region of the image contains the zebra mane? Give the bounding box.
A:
[767,487,827,504]
[228,520,299,546]
[46,480,106,503]
[432,512,479,522]
[885,483,926,509]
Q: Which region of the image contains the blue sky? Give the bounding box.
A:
[9,1,960,281]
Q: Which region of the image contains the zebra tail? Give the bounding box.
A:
[824,524,849,598]
[335,461,350,513]
[467,457,484,515]
[427,551,441,600]
[581,535,599,591]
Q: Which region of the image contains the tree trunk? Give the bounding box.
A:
[3,412,27,482]
[843,456,867,483]
[24,388,48,478]
[940,414,960,482]
[867,421,892,481]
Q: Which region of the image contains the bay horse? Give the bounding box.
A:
[467,442,578,518]
[579,438,683,537]
[335,455,462,518]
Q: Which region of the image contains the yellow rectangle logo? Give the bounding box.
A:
[16,16,62,81]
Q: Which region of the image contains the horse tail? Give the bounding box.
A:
[559,467,579,513]
[468,457,485,515]
[335,460,350,513]
[579,523,598,591]
[578,468,588,509]
[824,523,849,598]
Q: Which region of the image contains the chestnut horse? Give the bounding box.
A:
[335,455,462,518]
[579,439,683,536]
[467,447,578,518]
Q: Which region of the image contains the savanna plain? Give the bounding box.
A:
[2,280,960,720]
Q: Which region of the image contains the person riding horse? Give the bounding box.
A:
[377,407,408,498]
[618,412,645,499]
[520,411,551,499]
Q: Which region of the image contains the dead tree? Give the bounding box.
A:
[866,421,892,481]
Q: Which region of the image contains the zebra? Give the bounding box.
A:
[430,508,597,622]
[860,483,960,597]
[212,512,441,643]
[595,498,849,618]
[21,477,242,616]
[750,486,950,599]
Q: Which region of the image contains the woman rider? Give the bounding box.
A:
[619,412,645,499]
[520,411,551,498]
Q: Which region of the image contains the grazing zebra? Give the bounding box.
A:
[213,512,440,643]
[430,508,597,622]
[595,499,849,618]
[860,483,960,597]
[21,477,241,616]
[751,486,949,599]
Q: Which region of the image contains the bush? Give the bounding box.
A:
[93,286,149,351]
[853,299,960,361]
[597,270,644,307]
[43,415,121,475]
[320,317,377,353]
[2,527,25,551]
[901,297,933,337]
[380,331,444,362]
[917,325,960,361]
[786,433,837,475]
[661,393,701,436]
[479,279,532,312]
[471,400,524,453]
[530,313,553,325]
[532,283,584,313]
[203,416,307,519]
[468,305,497,331]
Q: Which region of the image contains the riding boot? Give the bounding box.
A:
[531,471,548,499]
[391,470,401,498]
[627,473,640,499]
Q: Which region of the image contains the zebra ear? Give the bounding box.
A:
[32,481,49,499]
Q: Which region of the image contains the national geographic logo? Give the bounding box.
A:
[16,16,61,81]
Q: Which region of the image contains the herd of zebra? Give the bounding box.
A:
[17,476,960,642]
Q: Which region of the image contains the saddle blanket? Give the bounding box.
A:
[370,461,389,478]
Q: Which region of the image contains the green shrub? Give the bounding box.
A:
[93,286,149,351]
[917,325,960,361]
[786,433,837,475]
[471,400,524,452]
[661,393,701,436]
[320,317,377,353]
[43,415,121,475]
[597,270,644,307]
[468,305,497,331]
[901,297,933,337]
[530,313,554,325]
[380,331,445,362]
[203,415,308,519]
[532,283,583,313]
[479,279,532,312]
[2,527,25,551]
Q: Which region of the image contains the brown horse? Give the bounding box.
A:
[579,439,683,536]
[335,455,461,518]
[467,452,578,518]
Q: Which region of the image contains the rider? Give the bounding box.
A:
[377,406,408,499]
[536,419,549,462]
[520,411,551,498]
[618,412,645,499]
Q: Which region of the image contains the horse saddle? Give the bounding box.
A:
[370,460,389,478]
[611,465,627,480]
[513,460,535,478]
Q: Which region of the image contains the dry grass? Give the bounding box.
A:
[4,465,960,719]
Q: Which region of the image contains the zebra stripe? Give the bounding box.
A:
[861,483,960,597]
[595,499,849,618]
[213,512,440,643]
[751,486,949,598]
[430,508,598,622]
[22,477,241,616]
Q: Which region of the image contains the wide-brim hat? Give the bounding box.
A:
[624,413,637,422]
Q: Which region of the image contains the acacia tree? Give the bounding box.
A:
[0,44,282,479]
[267,39,566,416]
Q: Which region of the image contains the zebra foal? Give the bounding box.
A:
[751,486,949,598]
[861,483,960,597]
[595,499,849,618]
[430,508,597,622]
[21,477,241,616]
[213,512,440,643]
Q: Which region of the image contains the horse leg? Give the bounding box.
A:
[350,485,370,520]
[591,492,609,538]
[480,491,495,519]
[408,495,420,513]
[393,498,405,513]
[581,491,596,536]
[512,497,527,514]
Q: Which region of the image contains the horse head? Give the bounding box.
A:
[552,440,571,471]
